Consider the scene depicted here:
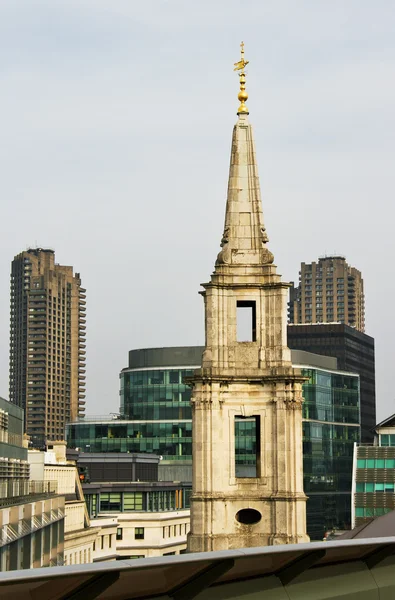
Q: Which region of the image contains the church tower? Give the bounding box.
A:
[187,44,309,552]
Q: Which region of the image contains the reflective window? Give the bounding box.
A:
[235,417,259,477]
[123,493,143,511]
[100,493,121,512]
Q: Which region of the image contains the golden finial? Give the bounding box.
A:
[234,41,249,115]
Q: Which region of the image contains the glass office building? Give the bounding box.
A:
[299,365,360,539]
[288,323,375,443]
[68,347,202,459]
[67,347,360,539]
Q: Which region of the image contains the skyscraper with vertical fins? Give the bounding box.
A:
[187,45,309,552]
[9,248,86,448]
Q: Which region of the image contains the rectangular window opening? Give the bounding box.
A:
[235,415,260,478]
[135,527,144,540]
[236,301,256,342]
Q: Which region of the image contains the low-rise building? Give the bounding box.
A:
[0,397,64,570]
[352,413,395,528]
[91,511,189,560]
[28,441,98,566]
[76,452,191,558]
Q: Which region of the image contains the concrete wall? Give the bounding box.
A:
[91,509,190,560]
[65,502,85,533]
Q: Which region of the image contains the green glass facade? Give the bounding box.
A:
[67,357,360,539]
[121,369,193,421]
[300,368,360,539]
[85,487,192,518]
[67,367,194,459]
[67,420,192,458]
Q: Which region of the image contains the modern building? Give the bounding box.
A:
[288,256,365,332]
[293,353,360,539]
[287,323,375,443]
[352,414,395,529]
[9,248,86,447]
[75,452,191,558]
[67,345,360,541]
[0,397,65,570]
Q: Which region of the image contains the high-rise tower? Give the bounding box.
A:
[289,256,365,332]
[187,45,309,552]
[9,248,86,447]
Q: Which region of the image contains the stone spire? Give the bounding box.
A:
[216,41,273,272]
[187,45,309,552]
[216,112,273,269]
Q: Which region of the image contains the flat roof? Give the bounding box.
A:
[123,346,352,373]
[126,346,204,370]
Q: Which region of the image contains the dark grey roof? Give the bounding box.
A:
[1,538,395,599]
[126,346,204,370]
[338,511,395,539]
[375,413,395,429]
[290,349,338,371]
[124,346,345,373]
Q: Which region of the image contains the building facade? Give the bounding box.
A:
[119,346,200,460]
[352,414,395,529]
[90,512,189,560]
[287,323,375,443]
[0,397,29,499]
[294,354,360,539]
[288,256,365,332]
[75,452,191,558]
[28,442,98,567]
[187,52,310,551]
[9,248,86,448]
[68,345,361,541]
[76,452,191,518]
[0,397,65,570]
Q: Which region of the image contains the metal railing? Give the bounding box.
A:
[0,481,58,509]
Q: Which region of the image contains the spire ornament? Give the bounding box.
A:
[234,41,249,115]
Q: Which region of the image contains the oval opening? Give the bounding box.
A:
[235,508,261,525]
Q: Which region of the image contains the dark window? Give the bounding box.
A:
[135,527,144,540]
[100,493,121,512]
[236,300,256,342]
[169,371,179,384]
[235,416,260,478]
[116,528,123,540]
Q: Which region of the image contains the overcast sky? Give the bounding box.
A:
[0,1,394,420]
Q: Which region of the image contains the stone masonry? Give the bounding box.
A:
[187,111,309,552]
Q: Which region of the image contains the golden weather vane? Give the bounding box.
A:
[234,41,249,115]
[233,41,249,72]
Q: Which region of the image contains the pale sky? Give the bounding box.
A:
[0,1,394,421]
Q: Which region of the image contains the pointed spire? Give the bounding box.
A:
[216,44,273,269]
